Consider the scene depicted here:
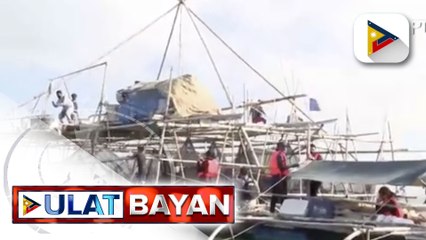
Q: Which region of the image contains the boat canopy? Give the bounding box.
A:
[292,160,426,186]
[115,74,219,123]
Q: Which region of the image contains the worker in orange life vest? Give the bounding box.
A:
[197,150,220,182]
[376,186,403,218]
[308,143,322,197]
[268,141,289,213]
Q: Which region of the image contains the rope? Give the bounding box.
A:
[156,4,181,80]
[178,5,183,76]
[62,78,72,100]
[223,223,261,240]
[20,4,177,110]
[254,175,288,201]
[92,3,179,65]
[31,95,41,114]
[184,5,234,108]
[186,6,284,99]
[96,63,108,122]
[19,62,107,109]
[185,6,317,123]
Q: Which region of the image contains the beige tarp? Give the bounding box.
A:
[127,74,219,117]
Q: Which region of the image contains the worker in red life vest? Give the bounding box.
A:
[376,186,403,218]
[308,143,322,197]
[268,141,289,213]
[197,150,220,182]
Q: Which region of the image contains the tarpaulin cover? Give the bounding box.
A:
[116,74,219,123]
[292,160,426,186]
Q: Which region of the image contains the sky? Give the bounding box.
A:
[2,0,426,159]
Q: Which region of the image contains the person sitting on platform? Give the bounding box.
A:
[197,150,219,182]
[376,186,403,218]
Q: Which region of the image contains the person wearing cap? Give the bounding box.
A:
[308,143,322,197]
[268,141,289,213]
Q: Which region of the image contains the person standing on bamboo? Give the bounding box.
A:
[52,90,73,124]
[135,146,147,183]
[70,93,80,125]
[308,144,322,197]
[268,141,289,213]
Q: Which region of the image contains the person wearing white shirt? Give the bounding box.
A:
[52,90,74,124]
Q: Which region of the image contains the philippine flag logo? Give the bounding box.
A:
[354,13,410,63]
[22,195,41,215]
[368,20,399,56]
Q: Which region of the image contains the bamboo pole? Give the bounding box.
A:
[258,128,270,183]
[231,127,235,178]
[156,68,174,183]
[173,131,185,179]
[240,127,261,167]
[388,121,395,161]
[298,135,303,194]
[216,128,231,184]
[238,129,261,194]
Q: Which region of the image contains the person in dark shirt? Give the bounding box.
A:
[134,146,146,183]
[70,93,79,125]
[237,167,256,202]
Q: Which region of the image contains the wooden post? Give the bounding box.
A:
[173,131,185,179]
[231,128,235,178]
[298,135,303,194]
[388,121,395,161]
[156,68,174,183]
[241,127,260,167]
[258,128,270,183]
[306,125,311,160]
[238,129,260,194]
[216,129,230,184]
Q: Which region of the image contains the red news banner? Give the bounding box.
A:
[13,185,235,224]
